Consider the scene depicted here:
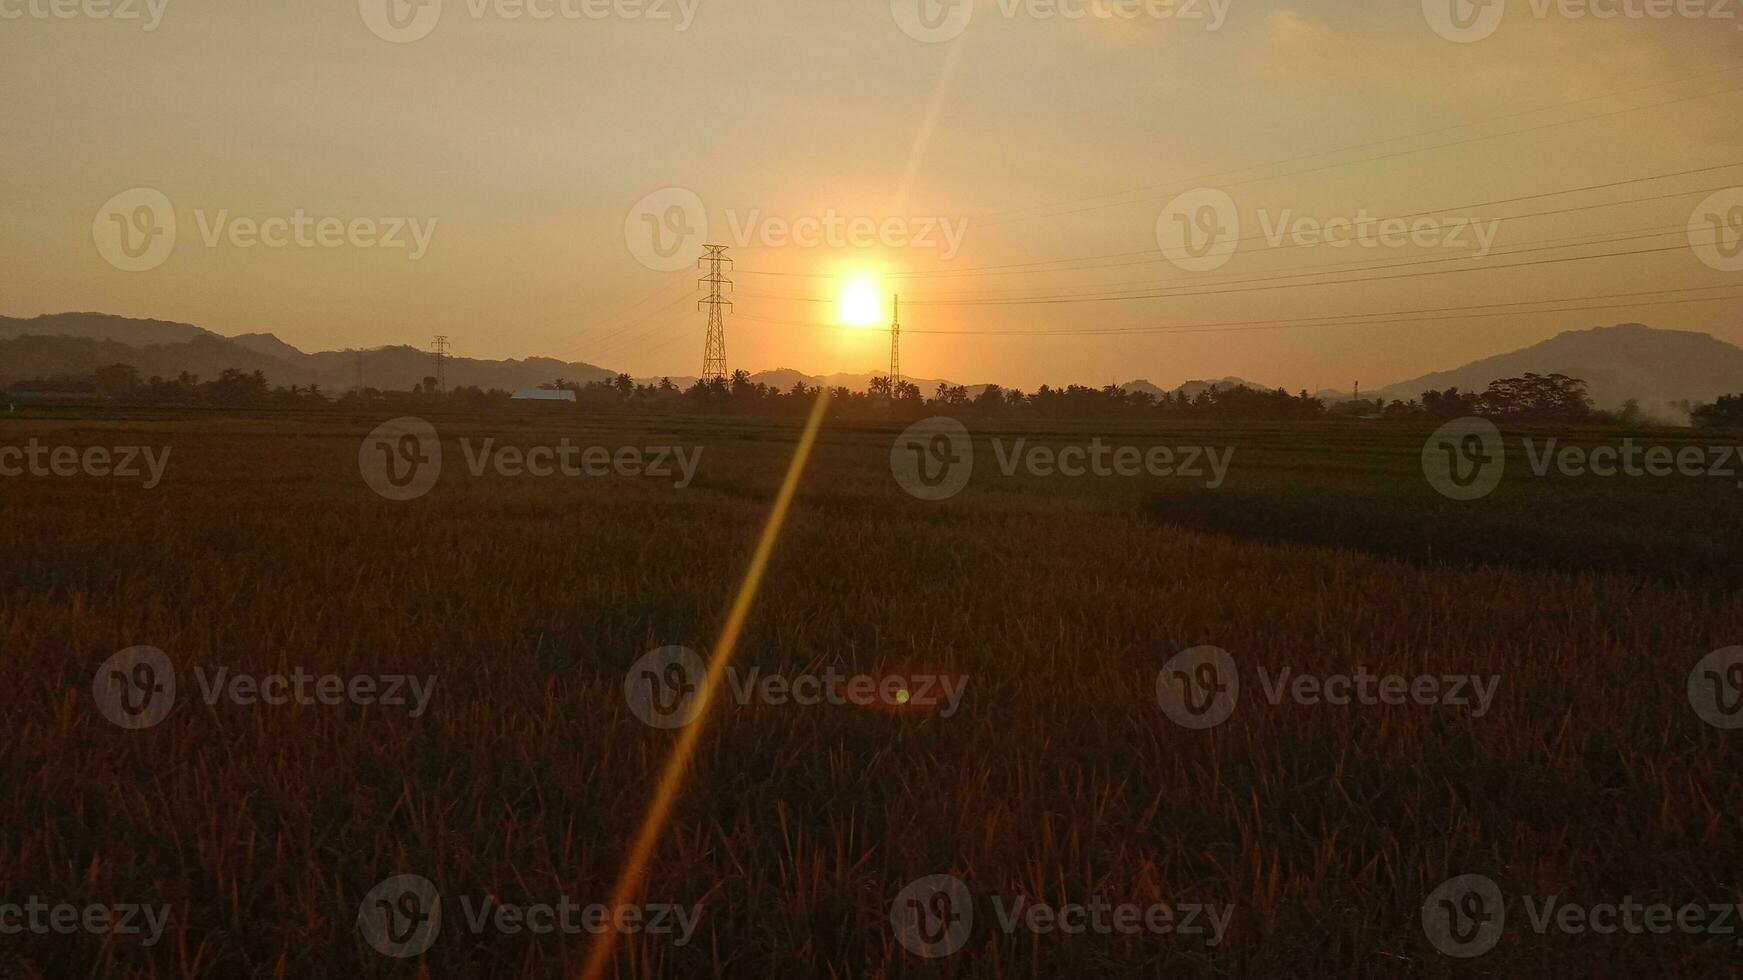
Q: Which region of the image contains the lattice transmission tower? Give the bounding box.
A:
[889,294,902,392]
[698,245,731,381]
[432,335,450,393]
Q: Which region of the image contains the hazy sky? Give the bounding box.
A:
[3,0,1741,390]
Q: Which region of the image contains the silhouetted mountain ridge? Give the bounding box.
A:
[6,315,1741,411]
[0,313,614,393]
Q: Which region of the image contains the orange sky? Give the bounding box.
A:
[2,1,1741,390]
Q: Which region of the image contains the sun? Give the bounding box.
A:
[838,276,884,327]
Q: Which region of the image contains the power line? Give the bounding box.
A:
[837,219,1701,303]
[971,62,1743,227]
[977,78,1743,227]
[734,161,1743,283]
[902,240,1719,308]
[738,220,1707,306]
[738,225,1732,310]
[579,287,700,363]
[550,278,696,362]
[736,283,1743,339]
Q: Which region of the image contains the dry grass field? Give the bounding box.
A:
[4,407,1742,978]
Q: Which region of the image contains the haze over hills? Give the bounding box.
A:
[0,313,615,393]
[5,314,1743,415]
[1312,324,1743,413]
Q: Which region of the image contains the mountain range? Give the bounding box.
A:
[0,313,617,394]
[1348,323,1742,413]
[4,314,1740,415]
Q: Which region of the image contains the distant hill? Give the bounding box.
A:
[0,313,614,393]
[9,313,1742,413]
[0,312,218,347]
[0,333,319,388]
[1367,323,1743,412]
[1122,377,1276,399]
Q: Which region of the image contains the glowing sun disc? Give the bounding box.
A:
[838,278,883,327]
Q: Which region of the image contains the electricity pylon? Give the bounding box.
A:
[699,245,731,381]
[889,294,902,392]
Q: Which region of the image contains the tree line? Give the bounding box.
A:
[9,362,1743,428]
